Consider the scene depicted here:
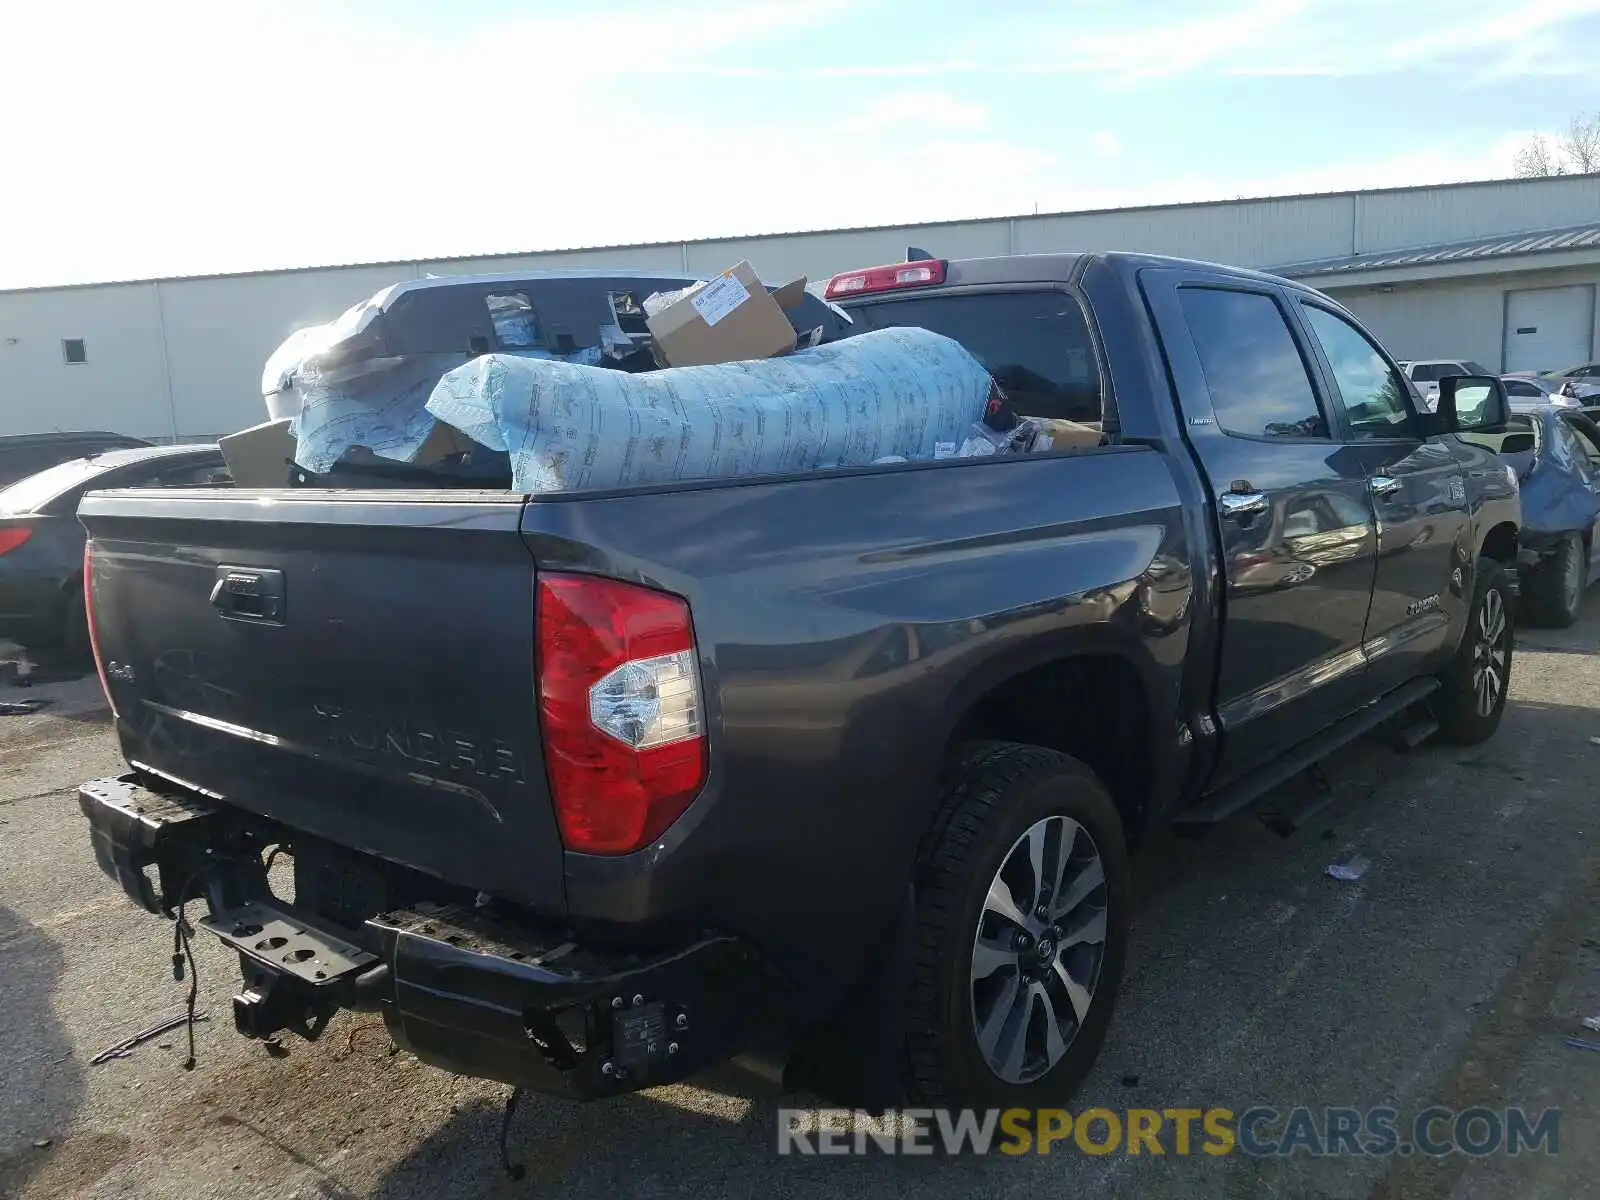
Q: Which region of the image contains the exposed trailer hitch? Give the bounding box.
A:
[200,900,391,1041]
[80,774,394,1046]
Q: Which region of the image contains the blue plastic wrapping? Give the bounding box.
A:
[287,346,603,473]
[423,326,997,494]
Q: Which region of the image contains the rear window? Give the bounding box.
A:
[842,290,1103,423]
[486,292,542,349]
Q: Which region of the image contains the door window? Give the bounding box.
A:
[1177,288,1329,439]
[1299,304,1415,439]
[1560,415,1600,480]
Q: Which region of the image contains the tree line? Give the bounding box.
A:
[1514,113,1600,177]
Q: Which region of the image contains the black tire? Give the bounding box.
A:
[905,741,1130,1109]
[59,588,92,668]
[1436,558,1514,745]
[1523,533,1586,628]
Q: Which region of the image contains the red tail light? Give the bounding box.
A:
[823,259,946,300]
[83,540,118,716]
[536,573,707,855]
[0,526,31,555]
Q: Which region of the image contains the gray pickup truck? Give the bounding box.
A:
[75,251,1520,1115]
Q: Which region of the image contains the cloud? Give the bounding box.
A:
[1072,0,1314,79]
[1382,0,1600,62]
[1089,132,1122,158]
[845,90,988,134]
[807,0,1600,82]
[1043,133,1539,215]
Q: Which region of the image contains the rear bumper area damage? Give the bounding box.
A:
[79,775,783,1099]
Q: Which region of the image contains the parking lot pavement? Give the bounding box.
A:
[3,609,1599,1200]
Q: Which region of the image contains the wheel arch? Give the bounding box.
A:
[935,635,1172,846]
[1478,520,1518,570]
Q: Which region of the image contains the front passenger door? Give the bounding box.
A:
[1293,302,1473,694]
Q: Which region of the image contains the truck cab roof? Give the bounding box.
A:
[829,250,1317,300]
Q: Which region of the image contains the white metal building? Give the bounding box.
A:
[2,173,1598,442]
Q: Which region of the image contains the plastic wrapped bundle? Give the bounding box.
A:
[290,352,471,473]
[424,326,996,494]
[287,347,603,473]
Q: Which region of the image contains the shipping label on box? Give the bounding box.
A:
[689,273,751,327]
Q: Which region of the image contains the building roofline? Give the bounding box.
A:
[4,171,1598,297]
[1273,219,1600,278]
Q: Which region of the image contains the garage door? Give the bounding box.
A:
[1504,285,1595,373]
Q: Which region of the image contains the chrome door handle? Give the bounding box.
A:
[1219,490,1268,519]
[1369,475,1402,498]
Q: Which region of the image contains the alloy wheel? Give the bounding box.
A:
[970,814,1109,1084]
[1563,540,1584,613]
[1472,587,1508,718]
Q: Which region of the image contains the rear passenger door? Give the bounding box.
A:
[1142,271,1379,785]
[1291,300,1473,695]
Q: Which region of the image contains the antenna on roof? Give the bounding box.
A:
[906,246,935,262]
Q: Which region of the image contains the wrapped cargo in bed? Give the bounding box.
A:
[257,269,1023,493]
[424,325,1009,494]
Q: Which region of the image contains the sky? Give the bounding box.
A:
[2,0,1598,289]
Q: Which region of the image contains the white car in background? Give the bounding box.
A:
[1501,371,1600,413]
[1397,359,1492,411]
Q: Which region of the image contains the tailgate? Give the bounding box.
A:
[77,488,565,915]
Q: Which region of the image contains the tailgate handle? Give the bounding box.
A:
[210,566,285,625]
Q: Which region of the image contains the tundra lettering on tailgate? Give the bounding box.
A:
[311,703,525,783]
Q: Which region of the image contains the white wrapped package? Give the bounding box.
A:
[290,353,466,472]
[424,326,995,494]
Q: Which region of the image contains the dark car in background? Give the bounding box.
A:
[0,443,230,659]
[1463,406,1600,627]
[0,431,152,489]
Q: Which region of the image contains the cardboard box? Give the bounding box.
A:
[645,261,798,368]
[414,420,480,465]
[1024,416,1103,451]
[769,275,809,311]
[219,418,296,487]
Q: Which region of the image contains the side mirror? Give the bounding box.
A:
[1438,375,1508,432]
